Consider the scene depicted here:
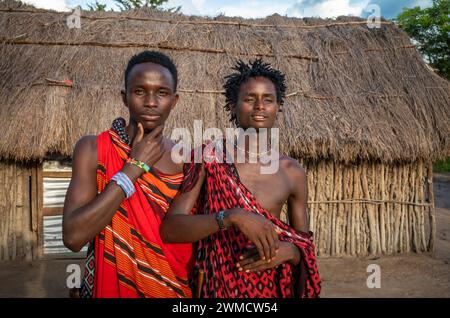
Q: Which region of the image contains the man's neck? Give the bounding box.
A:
[236,129,272,154]
[126,119,164,144]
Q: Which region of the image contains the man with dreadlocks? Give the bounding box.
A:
[63,51,193,298]
[160,59,321,298]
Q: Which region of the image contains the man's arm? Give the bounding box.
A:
[161,161,280,261]
[160,164,252,243]
[62,136,142,252]
[160,164,220,242]
[161,162,247,242]
[287,160,309,233]
[63,124,165,252]
[285,160,309,265]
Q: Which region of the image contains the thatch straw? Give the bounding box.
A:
[0,0,449,163]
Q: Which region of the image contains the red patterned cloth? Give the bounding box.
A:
[183,142,321,298]
[81,129,194,298]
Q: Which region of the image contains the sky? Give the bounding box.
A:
[21,0,433,19]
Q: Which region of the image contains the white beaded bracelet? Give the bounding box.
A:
[111,172,135,198]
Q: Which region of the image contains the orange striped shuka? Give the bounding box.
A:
[80,129,193,298]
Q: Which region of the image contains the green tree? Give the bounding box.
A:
[396,0,450,80]
[114,0,179,11]
[87,1,107,11]
[86,0,180,12]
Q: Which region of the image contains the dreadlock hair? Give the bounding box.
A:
[124,50,178,92]
[223,58,287,126]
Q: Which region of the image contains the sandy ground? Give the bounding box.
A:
[0,174,449,298]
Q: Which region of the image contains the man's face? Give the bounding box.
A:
[123,62,178,132]
[234,76,279,130]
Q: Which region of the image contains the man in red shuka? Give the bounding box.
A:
[63,51,193,298]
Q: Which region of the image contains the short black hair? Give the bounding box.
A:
[124,50,178,92]
[223,58,287,125]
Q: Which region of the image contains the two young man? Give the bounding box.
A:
[63,50,321,298]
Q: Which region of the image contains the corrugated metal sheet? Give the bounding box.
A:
[43,215,87,256]
[43,177,71,207]
[43,175,87,257]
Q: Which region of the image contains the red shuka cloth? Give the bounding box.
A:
[88,130,194,298]
[183,142,321,298]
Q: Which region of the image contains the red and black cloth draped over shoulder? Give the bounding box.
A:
[80,119,194,298]
[181,141,321,298]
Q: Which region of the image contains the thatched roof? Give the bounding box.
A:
[1,0,449,164]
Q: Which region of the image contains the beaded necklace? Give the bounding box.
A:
[111,117,130,145]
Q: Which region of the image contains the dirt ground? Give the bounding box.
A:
[1,174,449,298]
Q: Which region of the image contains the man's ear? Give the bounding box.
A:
[121,89,128,108]
[170,93,179,110]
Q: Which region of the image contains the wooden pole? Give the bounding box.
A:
[36,162,44,259]
[427,162,436,255]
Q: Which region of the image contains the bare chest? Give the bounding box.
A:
[233,163,291,217]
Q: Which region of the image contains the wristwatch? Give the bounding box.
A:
[215,210,226,230]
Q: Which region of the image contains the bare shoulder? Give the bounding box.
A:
[74,135,97,154]
[279,155,307,189]
[279,155,306,175]
[64,135,98,219]
[73,135,97,168]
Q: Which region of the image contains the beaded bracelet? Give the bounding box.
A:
[215,210,226,231]
[111,172,135,198]
[126,157,150,173]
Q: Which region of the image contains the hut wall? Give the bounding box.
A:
[0,158,436,260]
[0,161,40,261]
[301,159,434,257]
[41,160,87,257]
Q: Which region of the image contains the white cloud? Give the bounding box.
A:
[413,0,433,8]
[287,0,370,18]
[191,0,206,10]
[21,0,71,12]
